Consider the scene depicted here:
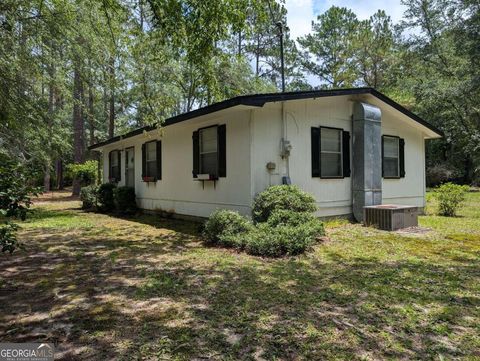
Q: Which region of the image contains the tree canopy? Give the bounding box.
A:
[0,0,478,189]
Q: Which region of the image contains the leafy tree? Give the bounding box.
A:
[354,10,396,89]
[298,6,359,87]
[0,154,39,253]
[399,0,480,184]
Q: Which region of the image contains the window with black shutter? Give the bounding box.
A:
[320,127,343,178]
[312,127,350,178]
[193,125,226,179]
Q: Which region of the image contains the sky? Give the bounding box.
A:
[285,0,408,40]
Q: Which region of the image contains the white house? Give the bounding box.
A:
[89,88,442,221]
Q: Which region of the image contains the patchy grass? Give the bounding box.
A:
[0,191,479,360]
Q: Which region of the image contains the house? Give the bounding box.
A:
[89,88,442,221]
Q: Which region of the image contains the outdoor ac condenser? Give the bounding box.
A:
[363,205,418,231]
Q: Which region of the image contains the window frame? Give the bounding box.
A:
[125,146,135,187]
[109,150,121,182]
[198,125,219,178]
[144,140,157,179]
[382,135,401,179]
[320,126,344,179]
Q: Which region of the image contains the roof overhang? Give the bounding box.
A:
[89,87,443,150]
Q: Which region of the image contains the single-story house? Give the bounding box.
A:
[89,87,442,221]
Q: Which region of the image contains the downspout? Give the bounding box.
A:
[280,101,292,184]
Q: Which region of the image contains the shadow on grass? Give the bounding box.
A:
[1,225,478,360]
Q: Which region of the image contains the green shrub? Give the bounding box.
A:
[97,183,117,212]
[0,222,20,254]
[80,185,98,210]
[203,210,252,248]
[266,209,318,227]
[0,154,39,253]
[114,186,137,214]
[244,220,324,257]
[252,185,317,223]
[434,182,469,216]
[66,160,98,186]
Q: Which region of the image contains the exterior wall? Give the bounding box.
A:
[100,95,428,218]
[250,96,353,217]
[250,95,427,217]
[102,108,252,218]
[381,110,426,208]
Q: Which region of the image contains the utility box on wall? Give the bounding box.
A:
[364,205,418,231]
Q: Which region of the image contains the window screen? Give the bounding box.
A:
[145,141,157,178]
[383,136,400,178]
[321,128,343,177]
[199,126,218,176]
[110,150,120,181]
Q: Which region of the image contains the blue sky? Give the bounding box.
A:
[285,0,408,39]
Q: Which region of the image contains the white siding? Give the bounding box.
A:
[250,95,428,216]
[100,95,429,218]
[381,108,426,208]
[250,96,353,217]
[102,109,252,218]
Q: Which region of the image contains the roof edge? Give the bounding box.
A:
[89,87,442,150]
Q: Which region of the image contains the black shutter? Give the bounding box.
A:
[399,138,405,177]
[381,136,385,177]
[141,143,146,178]
[117,151,121,181]
[108,151,112,180]
[342,131,351,177]
[311,127,320,177]
[156,140,162,180]
[192,131,199,178]
[218,124,226,177]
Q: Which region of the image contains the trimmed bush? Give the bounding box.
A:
[244,221,325,257]
[203,210,252,248]
[434,182,469,216]
[97,183,117,212]
[80,185,98,210]
[266,209,318,227]
[252,185,317,223]
[114,186,137,214]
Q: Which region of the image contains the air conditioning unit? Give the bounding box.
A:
[364,205,418,231]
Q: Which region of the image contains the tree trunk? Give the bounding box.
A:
[55,159,64,190]
[44,161,51,192]
[88,83,95,146]
[256,34,260,76]
[44,54,55,192]
[238,31,242,57]
[108,55,115,138]
[72,63,85,196]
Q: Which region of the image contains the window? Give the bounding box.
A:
[125,147,135,187]
[199,126,218,176]
[383,136,400,178]
[145,141,157,178]
[109,150,121,182]
[320,127,343,178]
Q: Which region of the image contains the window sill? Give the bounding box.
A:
[195,174,218,181]
[142,177,157,183]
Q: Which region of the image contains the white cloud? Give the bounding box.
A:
[285,0,315,40]
[285,0,408,40]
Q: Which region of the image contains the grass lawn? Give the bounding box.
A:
[0,190,479,360]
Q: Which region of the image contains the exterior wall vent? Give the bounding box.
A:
[364,205,418,231]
